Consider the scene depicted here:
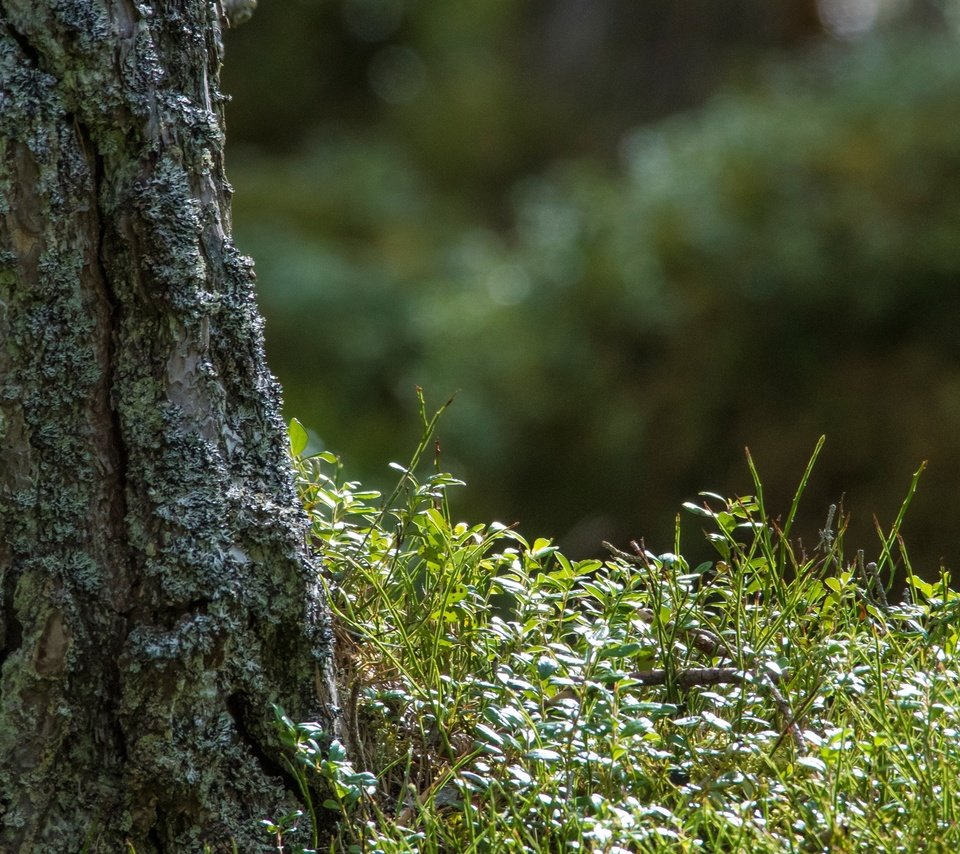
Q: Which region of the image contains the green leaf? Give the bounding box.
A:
[620,719,653,737]
[824,577,843,593]
[289,418,309,457]
[701,711,731,732]
[796,756,827,773]
[526,748,562,762]
[344,771,378,792]
[682,502,713,518]
[537,656,560,679]
[599,642,644,659]
[530,538,557,560]
[908,575,934,598]
[474,723,504,747]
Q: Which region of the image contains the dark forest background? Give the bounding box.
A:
[222,0,960,573]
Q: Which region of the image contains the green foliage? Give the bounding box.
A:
[237,31,960,566]
[270,415,960,851]
[269,707,378,852]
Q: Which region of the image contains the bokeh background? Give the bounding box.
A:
[222,0,960,572]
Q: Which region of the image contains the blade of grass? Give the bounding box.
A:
[780,436,826,545]
[875,461,926,583]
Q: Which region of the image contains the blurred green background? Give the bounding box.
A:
[222,0,960,571]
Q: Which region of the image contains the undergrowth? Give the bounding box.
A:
[271,398,960,852]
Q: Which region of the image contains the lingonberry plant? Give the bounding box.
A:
[272,402,959,853]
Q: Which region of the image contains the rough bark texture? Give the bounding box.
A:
[0,1,339,850]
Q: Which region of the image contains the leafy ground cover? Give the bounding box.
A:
[272,404,960,852]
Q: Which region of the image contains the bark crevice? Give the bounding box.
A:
[226,691,301,794]
[0,5,40,68]
[0,570,22,669]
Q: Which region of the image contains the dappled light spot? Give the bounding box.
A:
[817,0,909,39]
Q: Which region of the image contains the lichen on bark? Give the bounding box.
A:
[0,1,339,851]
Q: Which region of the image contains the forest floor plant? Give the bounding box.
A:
[272,397,960,852]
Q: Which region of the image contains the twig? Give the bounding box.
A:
[603,540,648,565]
[627,667,747,688]
[816,504,837,553]
[632,607,733,660]
[764,678,807,753]
[855,549,888,608]
[629,667,806,753]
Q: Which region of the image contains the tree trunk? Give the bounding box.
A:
[0,1,340,850]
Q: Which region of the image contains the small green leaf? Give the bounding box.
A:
[682,502,713,518]
[289,418,308,457]
[620,719,653,737]
[530,538,557,560]
[526,748,562,762]
[701,711,731,732]
[537,656,560,679]
[600,642,644,659]
[796,756,827,773]
[474,723,504,747]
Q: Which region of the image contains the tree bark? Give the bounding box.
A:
[0,1,339,850]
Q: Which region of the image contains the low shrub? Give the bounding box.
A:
[270,412,960,852]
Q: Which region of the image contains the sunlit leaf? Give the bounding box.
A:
[288,418,309,457]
